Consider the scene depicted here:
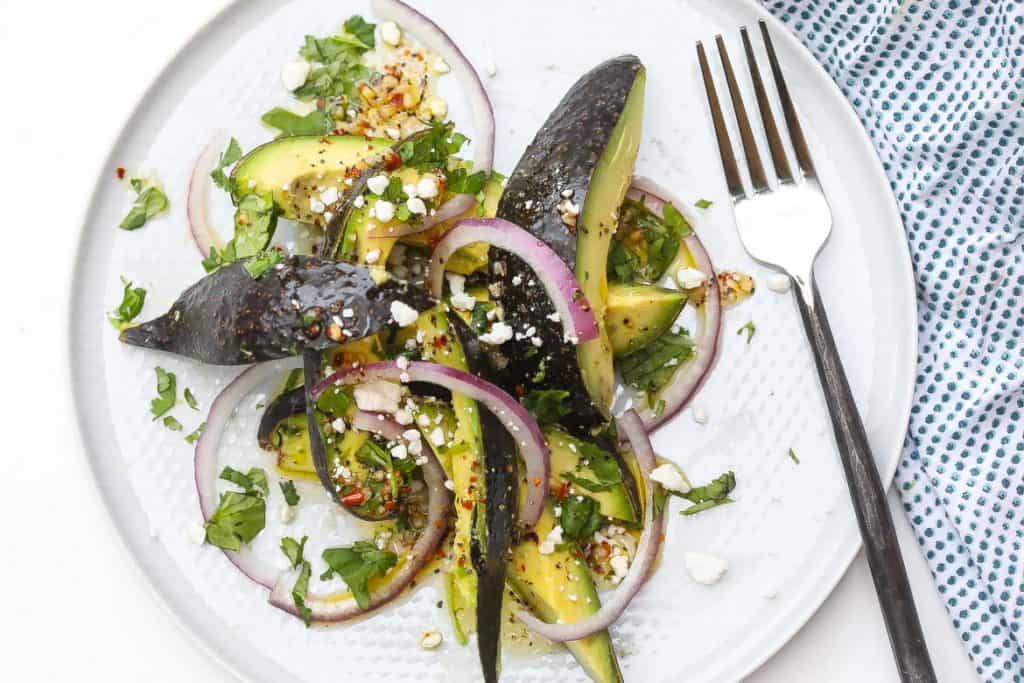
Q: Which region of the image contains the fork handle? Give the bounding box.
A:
[793,276,937,683]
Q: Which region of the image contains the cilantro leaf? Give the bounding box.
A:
[788,448,800,465]
[150,367,177,419]
[204,491,266,551]
[446,168,487,195]
[737,321,756,344]
[396,122,467,171]
[523,390,572,425]
[618,330,695,398]
[261,108,333,137]
[678,471,736,516]
[280,480,301,506]
[233,193,279,258]
[321,541,397,609]
[109,277,146,330]
[609,198,689,283]
[281,535,308,569]
[219,466,269,496]
[292,560,313,626]
[210,138,243,192]
[559,494,603,541]
[694,198,713,209]
[201,241,237,273]
[343,15,376,49]
[243,249,284,279]
[184,388,199,410]
[120,179,169,230]
[185,422,205,444]
[162,416,183,431]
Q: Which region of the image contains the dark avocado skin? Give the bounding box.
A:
[119,256,433,365]
[489,56,643,434]
[451,315,517,683]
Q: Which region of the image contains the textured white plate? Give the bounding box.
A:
[68,1,917,681]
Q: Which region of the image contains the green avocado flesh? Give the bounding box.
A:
[606,284,686,357]
[507,504,623,683]
[545,428,638,523]
[231,135,391,220]
[576,70,646,412]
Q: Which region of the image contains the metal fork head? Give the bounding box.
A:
[697,21,833,285]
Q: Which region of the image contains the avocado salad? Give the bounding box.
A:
[112,2,754,681]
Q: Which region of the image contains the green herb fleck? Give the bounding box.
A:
[738,321,756,344]
[210,138,243,192]
[162,415,183,431]
[261,108,333,137]
[695,198,713,209]
[559,494,603,541]
[678,471,736,516]
[446,167,487,195]
[618,329,695,398]
[609,198,691,284]
[343,15,376,49]
[321,541,398,609]
[184,388,199,410]
[219,466,269,496]
[292,560,312,626]
[788,448,800,465]
[204,491,266,551]
[244,249,285,279]
[109,277,146,330]
[523,390,572,426]
[150,367,176,419]
[120,178,169,230]
[280,480,301,506]
[281,535,308,569]
[185,422,205,444]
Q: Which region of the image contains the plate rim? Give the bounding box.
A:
[65,0,919,681]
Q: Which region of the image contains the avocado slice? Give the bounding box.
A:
[545,428,638,524]
[231,135,392,220]
[507,503,624,683]
[606,284,686,357]
[492,57,646,432]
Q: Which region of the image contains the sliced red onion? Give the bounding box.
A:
[195,361,296,589]
[625,178,723,432]
[369,0,495,238]
[269,414,450,622]
[514,409,667,642]
[313,360,549,529]
[187,134,228,258]
[427,218,599,344]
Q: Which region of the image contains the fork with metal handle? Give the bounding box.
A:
[696,22,937,683]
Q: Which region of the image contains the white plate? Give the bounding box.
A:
[69,1,917,681]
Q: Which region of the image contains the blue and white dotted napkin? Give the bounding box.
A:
[762,1,1023,680]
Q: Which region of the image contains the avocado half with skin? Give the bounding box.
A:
[491,56,646,430]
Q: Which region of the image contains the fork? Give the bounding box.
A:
[696,22,937,683]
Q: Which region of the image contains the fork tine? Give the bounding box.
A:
[696,41,746,200]
[715,35,769,193]
[740,26,794,184]
[759,20,816,178]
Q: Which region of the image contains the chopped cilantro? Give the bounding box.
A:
[233,193,279,258]
[695,198,713,209]
[202,241,237,273]
[162,416,183,431]
[523,389,572,425]
[150,367,176,419]
[184,388,199,410]
[244,249,284,279]
[185,422,205,444]
[618,329,695,398]
[280,480,301,506]
[446,167,487,195]
[210,138,243,192]
[609,198,691,283]
[219,466,269,496]
[204,491,266,551]
[109,277,146,330]
[559,494,603,541]
[261,108,333,137]
[788,448,800,465]
[395,121,467,171]
[291,25,373,103]
[560,441,623,493]
[343,15,376,49]
[738,321,756,344]
[281,535,308,569]
[120,178,169,230]
[677,471,736,516]
[321,541,398,609]
[653,399,667,417]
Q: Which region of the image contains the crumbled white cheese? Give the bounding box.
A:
[546,312,561,323]
[403,183,419,198]
[432,57,450,74]
[367,174,391,195]
[484,61,497,77]
[385,126,401,141]
[309,198,326,214]
[417,413,432,428]
[407,197,428,215]
[185,523,206,545]
[450,292,477,312]
[685,552,728,585]
[391,301,419,327]
[650,463,691,494]
[281,59,311,91]
[320,186,339,206]
[538,525,564,555]
[396,355,410,370]
[443,479,455,491]
[675,267,707,290]
[767,273,792,293]
[692,405,709,425]
[419,630,443,650]
[354,380,404,414]
[353,195,366,209]
[426,95,448,119]
[609,554,630,584]
[531,337,543,348]
[365,249,382,265]
[417,175,439,199]
[511,275,523,286]
[479,321,514,345]
[280,501,297,524]
[380,21,402,47]
[391,443,408,460]
[330,418,347,434]
[446,273,466,295]
[402,428,421,442]
[372,200,396,222]
[408,439,423,456]
[429,427,446,447]
[394,408,414,425]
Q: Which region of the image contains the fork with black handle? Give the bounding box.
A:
[696,22,937,683]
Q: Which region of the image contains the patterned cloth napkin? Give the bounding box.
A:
[762,1,1023,680]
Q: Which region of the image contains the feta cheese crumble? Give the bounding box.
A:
[684,552,728,585]
[767,273,792,293]
[380,21,402,47]
[538,525,564,555]
[372,200,396,222]
[281,59,311,91]
[675,267,708,290]
[479,321,514,345]
[354,380,404,414]
[367,174,391,195]
[391,301,419,327]
[650,463,691,494]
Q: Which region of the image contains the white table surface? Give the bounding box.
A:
[0,1,980,680]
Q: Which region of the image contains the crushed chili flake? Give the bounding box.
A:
[115,167,126,180]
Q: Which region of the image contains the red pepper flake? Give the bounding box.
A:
[533,478,542,487]
[383,151,402,171]
[340,490,366,506]
[115,167,126,180]
[555,481,570,501]
[461,499,474,511]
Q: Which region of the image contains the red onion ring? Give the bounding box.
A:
[625,178,723,432]
[369,0,495,238]
[269,414,451,622]
[312,360,549,529]
[187,134,228,258]
[427,218,599,344]
[514,409,666,642]
[194,361,298,589]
